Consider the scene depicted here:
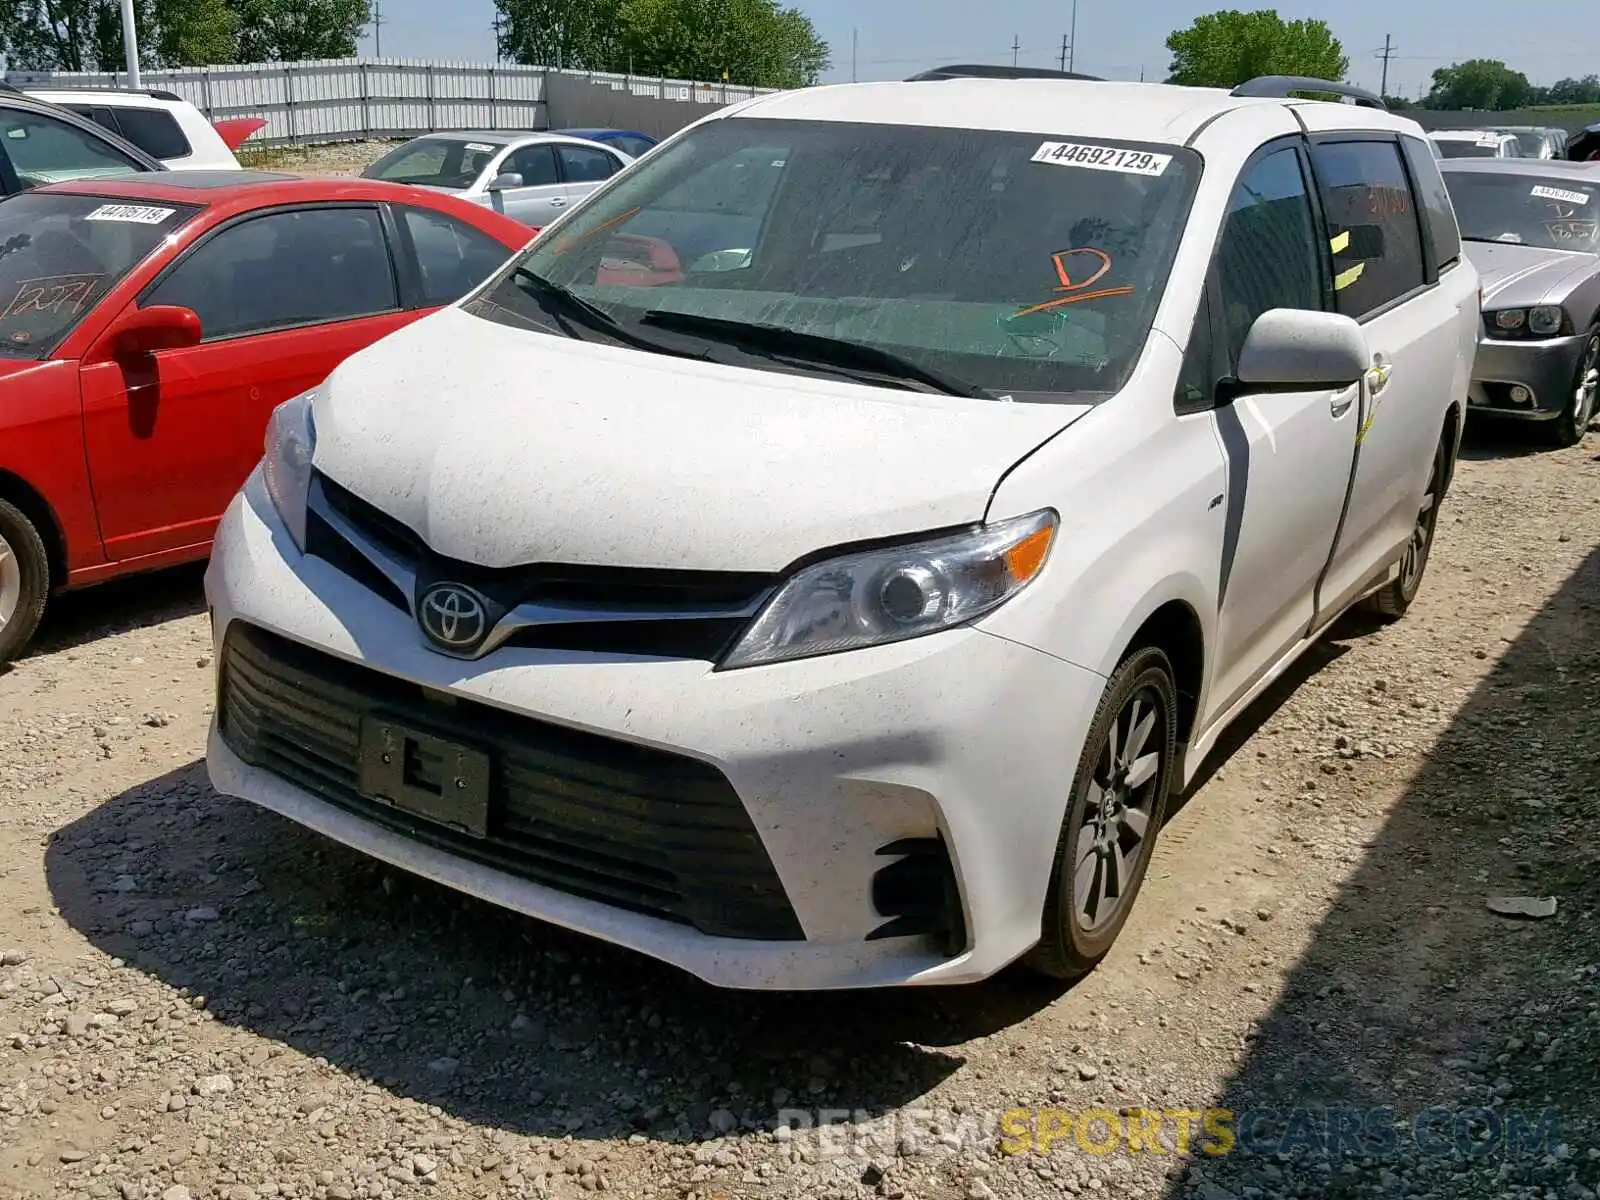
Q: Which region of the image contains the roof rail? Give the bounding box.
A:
[906,63,1105,83]
[4,79,184,103]
[1231,75,1386,109]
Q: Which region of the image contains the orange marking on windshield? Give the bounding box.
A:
[1013,286,1135,318]
[550,206,643,255]
[1051,247,1112,292]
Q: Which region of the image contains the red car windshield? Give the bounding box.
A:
[0,191,200,358]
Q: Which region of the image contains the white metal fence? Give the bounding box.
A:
[5,58,777,146]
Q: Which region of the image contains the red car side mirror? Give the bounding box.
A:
[108,305,203,360]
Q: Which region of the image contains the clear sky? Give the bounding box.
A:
[362,0,1599,98]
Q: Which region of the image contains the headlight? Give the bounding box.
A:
[1528,305,1563,336]
[1490,306,1565,337]
[719,509,1057,670]
[262,389,317,549]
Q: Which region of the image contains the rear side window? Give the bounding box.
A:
[1400,135,1461,271]
[398,206,514,307]
[108,107,192,160]
[1310,139,1427,319]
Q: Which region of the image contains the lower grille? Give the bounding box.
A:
[217,622,803,940]
[868,836,966,957]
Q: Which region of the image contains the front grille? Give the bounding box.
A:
[309,472,777,661]
[217,622,804,940]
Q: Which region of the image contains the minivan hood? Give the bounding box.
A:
[311,307,1091,573]
[1465,239,1598,307]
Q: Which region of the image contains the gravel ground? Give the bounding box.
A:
[236,141,404,177]
[2,421,1598,1200]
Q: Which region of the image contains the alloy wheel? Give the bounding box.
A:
[1073,686,1168,933]
[1399,450,1440,597]
[1575,333,1600,436]
[0,531,20,635]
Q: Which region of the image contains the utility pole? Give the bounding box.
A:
[851,28,858,82]
[1058,34,1069,72]
[1378,34,1395,98]
[1012,34,1021,68]
[118,0,141,88]
[491,10,502,61]
[372,0,384,58]
[1068,0,1078,72]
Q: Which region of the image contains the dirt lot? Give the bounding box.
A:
[3,399,1600,1197]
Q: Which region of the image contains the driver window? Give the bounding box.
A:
[1214,146,1325,372]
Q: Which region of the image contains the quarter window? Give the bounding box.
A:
[1310,140,1428,318]
[1400,135,1461,271]
[106,107,192,161]
[1214,146,1325,371]
[146,207,398,339]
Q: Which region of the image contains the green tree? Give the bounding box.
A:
[1421,59,1534,110]
[494,0,625,71]
[1543,75,1600,106]
[233,0,370,62]
[1165,9,1346,89]
[618,0,827,87]
[0,0,236,69]
[493,0,827,86]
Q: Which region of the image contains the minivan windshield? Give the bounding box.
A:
[0,191,199,358]
[466,117,1202,400]
[1442,170,1599,252]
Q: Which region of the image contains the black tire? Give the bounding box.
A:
[1546,325,1599,449]
[0,498,50,667]
[1025,646,1179,981]
[1362,426,1449,621]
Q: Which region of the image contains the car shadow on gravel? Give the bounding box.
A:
[23,563,206,662]
[1161,544,1600,1200]
[44,759,1071,1142]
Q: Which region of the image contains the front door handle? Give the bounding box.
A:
[549,198,566,208]
[1331,388,1356,418]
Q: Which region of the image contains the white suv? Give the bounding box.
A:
[14,85,244,169]
[204,69,1480,990]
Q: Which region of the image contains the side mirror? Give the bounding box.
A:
[1235,309,1369,391]
[487,172,523,192]
[108,305,203,360]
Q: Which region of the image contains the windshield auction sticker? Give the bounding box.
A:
[84,204,176,225]
[1531,185,1590,206]
[1031,141,1172,176]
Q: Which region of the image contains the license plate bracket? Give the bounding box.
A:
[357,716,491,839]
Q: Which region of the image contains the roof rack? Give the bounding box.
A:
[3,79,184,103]
[906,64,1105,83]
[1231,75,1386,109]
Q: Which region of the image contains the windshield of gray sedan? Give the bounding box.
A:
[468,117,1202,399]
[1443,171,1599,252]
[363,137,503,188]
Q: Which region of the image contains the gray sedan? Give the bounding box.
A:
[361,131,632,229]
[1441,158,1600,446]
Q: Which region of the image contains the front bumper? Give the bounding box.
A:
[1468,330,1588,420]
[203,471,1107,990]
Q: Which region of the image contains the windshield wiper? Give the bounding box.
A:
[638,309,995,399]
[510,268,708,360]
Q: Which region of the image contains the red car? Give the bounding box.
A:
[0,171,532,664]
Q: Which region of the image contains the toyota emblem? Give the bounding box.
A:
[419,583,489,652]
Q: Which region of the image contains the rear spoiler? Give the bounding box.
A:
[212,117,268,150]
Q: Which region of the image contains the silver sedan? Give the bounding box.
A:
[1442,158,1600,446]
[361,131,633,229]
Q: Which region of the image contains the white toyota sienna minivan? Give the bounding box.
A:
[203,68,1480,990]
